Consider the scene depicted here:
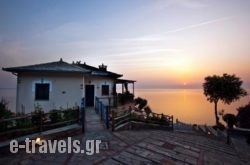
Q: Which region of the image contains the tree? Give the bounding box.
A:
[237,102,250,128]
[203,73,247,126]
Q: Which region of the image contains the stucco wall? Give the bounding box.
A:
[16,73,84,113]
[83,76,115,105]
[16,73,116,113]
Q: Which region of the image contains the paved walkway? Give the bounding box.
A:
[0,107,249,165]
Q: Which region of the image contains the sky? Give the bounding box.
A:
[0,0,250,89]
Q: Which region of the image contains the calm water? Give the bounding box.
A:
[135,89,250,125]
[1,88,249,125]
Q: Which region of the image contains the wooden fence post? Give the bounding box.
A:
[40,111,43,133]
[106,106,109,129]
[95,97,99,114]
[81,107,85,133]
[129,110,132,130]
[100,103,103,121]
[171,115,174,130]
[99,101,101,114]
[77,106,80,123]
[227,129,230,144]
[81,98,85,133]
[106,97,111,129]
[94,97,97,112]
[112,110,115,131]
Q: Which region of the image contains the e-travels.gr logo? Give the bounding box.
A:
[10,137,102,155]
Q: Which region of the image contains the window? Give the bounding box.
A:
[102,85,109,96]
[35,83,50,100]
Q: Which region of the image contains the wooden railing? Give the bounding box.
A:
[112,110,174,131]
[112,112,131,131]
[0,107,80,141]
[227,127,250,144]
[94,97,174,131]
[95,97,110,129]
[81,98,85,133]
[174,119,193,131]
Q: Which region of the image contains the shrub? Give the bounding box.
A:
[134,97,147,109]
[237,102,250,129]
[50,110,63,123]
[16,118,32,129]
[144,106,152,116]
[63,108,78,121]
[31,104,45,129]
[223,113,237,128]
[212,122,226,131]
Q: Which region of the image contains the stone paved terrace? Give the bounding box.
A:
[0,107,249,165]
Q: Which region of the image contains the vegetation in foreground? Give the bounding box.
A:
[0,98,15,119]
[0,100,79,140]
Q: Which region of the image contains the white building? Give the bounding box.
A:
[3,59,135,113]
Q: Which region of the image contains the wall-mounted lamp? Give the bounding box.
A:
[35,137,41,145]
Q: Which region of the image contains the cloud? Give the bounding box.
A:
[109,16,234,46]
[30,22,90,44]
[146,0,207,11]
[175,0,208,9]
[116,34,183,42]
[106,48,180,58]
[119,35,164,42]
[164,16,235,34]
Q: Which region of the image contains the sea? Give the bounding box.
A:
[135,88,250,125]
[1,88,249,125]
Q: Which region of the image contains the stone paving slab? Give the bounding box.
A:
[135,141,196,164]
[113,151,157,165]
[150,131,236,155]
[231,136,250,164]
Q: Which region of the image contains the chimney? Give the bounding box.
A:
[99,63,107,71]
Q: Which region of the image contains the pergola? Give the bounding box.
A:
[115,79,136,95]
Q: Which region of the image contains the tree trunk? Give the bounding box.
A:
[214,100,219,126]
